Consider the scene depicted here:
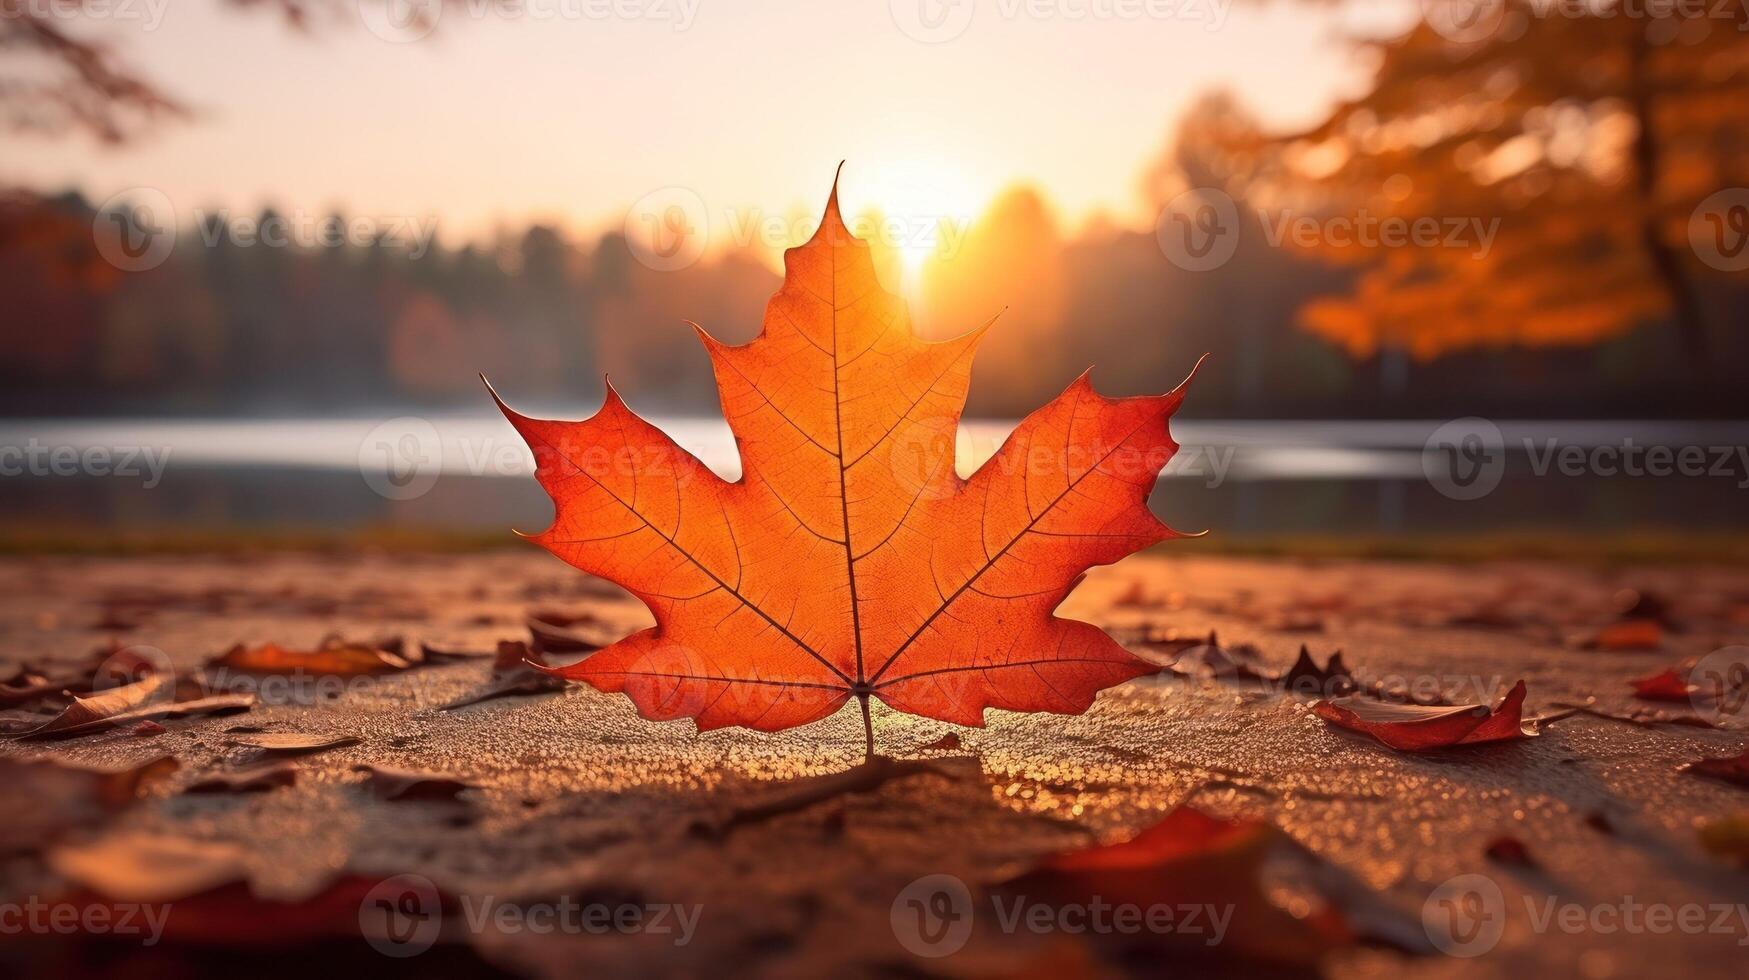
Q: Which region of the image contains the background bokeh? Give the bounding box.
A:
[2,0,1746,545]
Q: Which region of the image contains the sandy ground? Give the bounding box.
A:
[2,550,1748,978]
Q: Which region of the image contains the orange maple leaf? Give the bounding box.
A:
[489,173,1198,745]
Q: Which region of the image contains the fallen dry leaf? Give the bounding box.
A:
[418,639,498,661]
[1684,747,1749,788]
[354,764,473,802]
[0,756,178,854]
[1579,619,1663,651]
[49,834,250,903]
[224,732,362,754]
[187,761,299,795]
[1698,815,1749,865]
[209,634,412,677]
[1151,632,1267,680]
[8,673,186,740]
[526,610,622,653]
[1312,681,1536,750]
[28,670,172,729]
[491,174,1196,737]
[1630,667,1697,702]
[1484,835,1537,869]
[438,640,565,711]
[996,804,1412,967]
[0,668,59,706]
[1280,645,1356,698]
[43,876,480,956]
[1,641,167,708]
[14,684,254,740]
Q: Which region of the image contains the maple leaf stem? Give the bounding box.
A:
[858,693,875,761]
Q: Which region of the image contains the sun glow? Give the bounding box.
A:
[838,161,988,289]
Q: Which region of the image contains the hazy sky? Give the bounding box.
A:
[7,1,1411,247]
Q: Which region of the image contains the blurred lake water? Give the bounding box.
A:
[2,417,1746,536]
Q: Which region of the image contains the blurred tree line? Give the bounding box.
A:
[3,178,1743,420]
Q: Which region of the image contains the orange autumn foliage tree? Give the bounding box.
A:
[490,175,1197,752]
[1214,6,1749,362]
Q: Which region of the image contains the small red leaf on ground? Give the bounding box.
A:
[1484,835,1537,868]
[1684,747,1749,788]
[44,874,476,955]
[1629,667,1696,702]
[1579,619,1663,651]
[998,804,1421,966]
[1313,681,1536,750]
